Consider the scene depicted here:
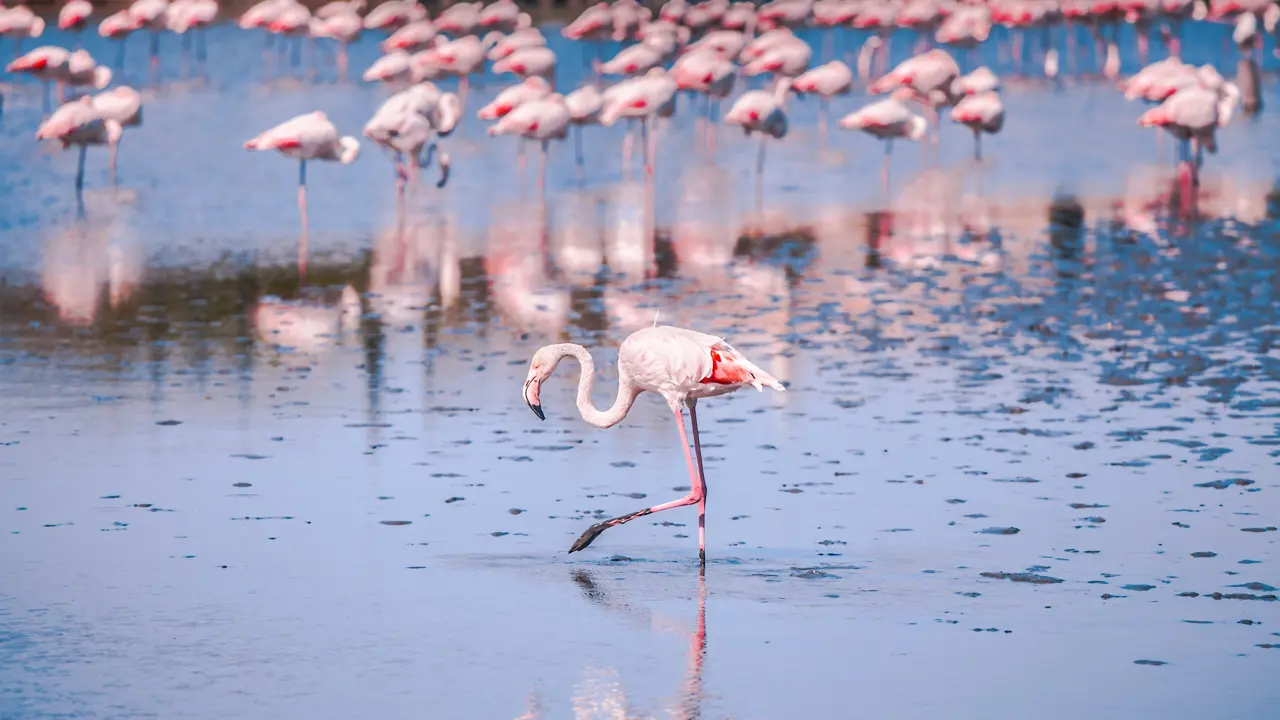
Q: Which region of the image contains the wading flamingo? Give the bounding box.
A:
[244,111,360,278]
[522,325,785,561]
[35,95,123,192]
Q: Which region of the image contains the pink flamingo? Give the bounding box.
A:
[852,2,898,77]
[59,1,94,34]
[484,20,544,61]
[8,46,109,112]
[601,68,678,176]
[869,48,960,155]
[35,96,123,192]
[672,48,736,149]
[365,84,461,191]
[89,85,142,181]
[792,59,852,141]
[417,35,485,109]
[98,9,141,68]
[493,45,557,81]
[244,111,360,277]
[725,78,791,196]
[716,1,755,30]
[935,5,991,68]
[488,94,570,203]
[660,0,688,24]
[684,29,749,60]
[362,0,426,33]
[598,40,666,76]
[384,20,436,52]
[758,0,813,28]
[952,66,999,95]
[435,2,482,36]
[268,2,312,69]
[839,89,927,189]
[522,325,785,561]
[166,0,218,68]
[128,0,169,75]
[950,90,1004,161]
[310,7,363,80]
[479,0,522,31]
[741,34,812,78]
[1,5,45,58]
[565,84,603,168]
[477,76,552,174]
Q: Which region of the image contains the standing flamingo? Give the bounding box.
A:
[950,91,1004,161]
[365,84,461,191]
[600,68,678,176]
[59,1,95,34]
[488,94,571,203]
[839,89,927,190]
[244,111,360,278]
[724,77,791,194]
[35,96,123,192]
[565,84,603,168]
[492,45,557,81]
[1,6,45,59]
[869,48,960,156]
[672,48,736,150]
[522,325,785,561]
[791,59,852,142]
[98,10,141,67]
[310,7,363,80]
[128,0,169,76]
[384,19,436,52]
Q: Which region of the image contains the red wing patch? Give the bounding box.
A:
[700,348,753,385]
[273,138,302,149]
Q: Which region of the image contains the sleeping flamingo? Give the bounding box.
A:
[839,89,927,190]
[35,96,122,192]
[522,325,785,561]
[244,111,360,269]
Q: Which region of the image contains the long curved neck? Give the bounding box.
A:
[554,343,639,429]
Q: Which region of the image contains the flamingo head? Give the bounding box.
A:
[523,347,562,420]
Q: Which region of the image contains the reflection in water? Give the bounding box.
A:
[40,194,143,325]
[564,570,707,720]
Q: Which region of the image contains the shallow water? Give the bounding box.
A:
[2,17,1279,720]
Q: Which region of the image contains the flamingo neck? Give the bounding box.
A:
[553,343,640,429]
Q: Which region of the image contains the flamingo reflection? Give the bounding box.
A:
[40,199,142,326]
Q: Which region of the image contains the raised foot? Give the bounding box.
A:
[569,522,610,553]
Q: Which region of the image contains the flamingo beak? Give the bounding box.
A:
[524,379,544,420]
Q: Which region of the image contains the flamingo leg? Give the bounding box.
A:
[75,144,87,191]
[109,140,118,185]
[688,400,709,564]
[298,160,308,283]
[574,124,584,169]
[338,42,349,82]
[882,139,892,195]
[150,29,159,82]
[974,129,981,163]
[115,38,126,69]
[538,138,548,208]
[568,406,705,554]
[819,96,829,146]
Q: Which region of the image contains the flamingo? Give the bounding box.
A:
[417,35,485,108]
[59,1,95,33]
[244,111,360,270]
[488,94,571,203]
[479,0,522,31]
[950,91,1004,160]
[601,68,678,176]
[166,0,218,67]
[791,60,852,141]
[35,96,123,192]
[672,48,736,148]
[492,45,557,81]
[522,325,785,561]
[724,77,791,191]
[365,84,462,191]
[869,49,960,154]
[98,9,141,67]
[484,18,544,60]
[363,0,426,33]
[563,3,612,41]
[8,46,108,111]
[952,66,1000,96]
[598,40,666,76]
[128,0,169,74]
[1,5,45,58]
[477,76,552,175]
[268,2,312,69]
[565,84,603,168]
[89,85,142,180]
[684,29,749,60]
[383,19,436,52]
[314,0,364,19]
[310,8,363,80]
[434,2,481,36]
[839,89,927,189]
[741,35,812,78]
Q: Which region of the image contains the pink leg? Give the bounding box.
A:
[687,401,708,563]
[298,160,308,284]
[622,124,634,174]
[568,406,705,555]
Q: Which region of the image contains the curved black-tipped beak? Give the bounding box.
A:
[524,380,544,420]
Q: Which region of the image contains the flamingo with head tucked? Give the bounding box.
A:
[244,111,361,256]
[36,96,122,192]
[725,78,791,191]
[950,90,1004,160]
[522,325,785,562]
[489,94,571,202]
[839,89,927,189]
[792,59,852,140]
